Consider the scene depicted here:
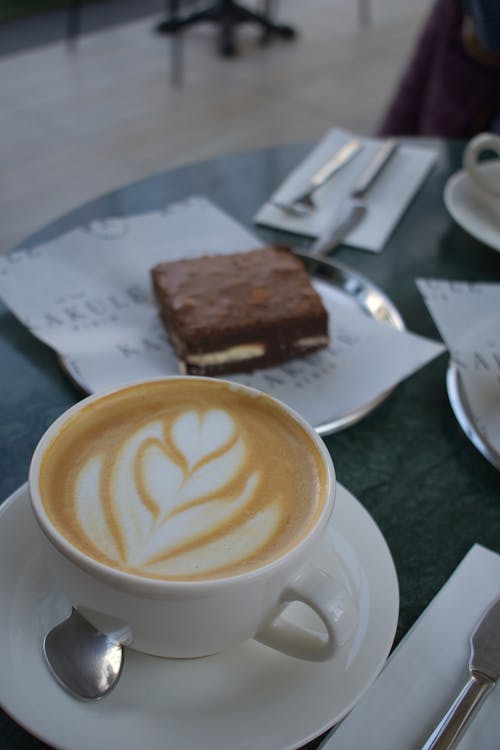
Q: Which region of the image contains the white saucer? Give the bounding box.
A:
[444,163,500,251]
[447,362,500,470]
[446,314,500,470]
[0,483,399,750]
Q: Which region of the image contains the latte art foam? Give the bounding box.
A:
[39,380,327,581]
[74,410,278,576]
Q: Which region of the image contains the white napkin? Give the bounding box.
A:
[0,198,445,430]
[417,279,500,456]
[254,128,438,252]
[321,544,500,749]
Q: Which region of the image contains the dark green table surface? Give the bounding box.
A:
[1,139,499,749]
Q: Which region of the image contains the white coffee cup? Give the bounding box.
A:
[463,132,500,199]
[29,377,357,661]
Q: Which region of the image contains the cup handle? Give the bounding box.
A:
[463,133,500,198]
[254,564,357,661]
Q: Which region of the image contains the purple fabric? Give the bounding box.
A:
[377,0,500,138]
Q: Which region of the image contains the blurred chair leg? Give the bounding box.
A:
[260,0,277,44]
[164,0,184,86]
[156,0,296,57]
[157,1,215,35]
[358,0,372,27]
[165,0,180,23]
[170,33,184,86]
[66,0,81,48]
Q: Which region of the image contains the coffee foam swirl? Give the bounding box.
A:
[39,381,326,581]
[74,409,281,577]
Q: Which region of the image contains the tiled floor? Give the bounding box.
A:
[0,0,432,254]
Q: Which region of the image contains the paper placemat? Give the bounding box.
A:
[417,279,500,456]
[254,128,437,252]
[321,544,500,749]
[0,198,444,430]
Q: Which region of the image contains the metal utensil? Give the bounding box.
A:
[308,202,366,257]
[420,596,500,750]
[306,138,398,256]
[350,138,398,198]
[43,608,126,700]
[273,139,362,215]
[276,138,397,218]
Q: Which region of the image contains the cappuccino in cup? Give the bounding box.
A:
[30,378,356,660]
[38,378,327,581]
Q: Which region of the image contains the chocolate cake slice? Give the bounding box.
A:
[151,245,329,376]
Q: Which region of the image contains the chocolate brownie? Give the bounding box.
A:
[151,245,329,375]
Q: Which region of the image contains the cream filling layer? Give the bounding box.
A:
[186,344,265,366]
[185,336,328,367]
[295,335,329,349]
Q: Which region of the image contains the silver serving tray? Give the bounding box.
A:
[60,254,405,436]
[446,360,500,470]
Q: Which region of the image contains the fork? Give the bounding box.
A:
[272,139,362,216]
[277,138,398,218]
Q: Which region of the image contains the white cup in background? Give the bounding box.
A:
[463,132,500,200]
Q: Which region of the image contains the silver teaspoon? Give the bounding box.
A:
[43,608,125,700]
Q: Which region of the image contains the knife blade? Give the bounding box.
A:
[420,596,500,750]
[308,202,366,257]
[307,139,398,257]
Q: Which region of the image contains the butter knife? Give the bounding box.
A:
[308,202,366,257]
[351,137,397,197]
[308,139,398,257]
[420,596,500,750]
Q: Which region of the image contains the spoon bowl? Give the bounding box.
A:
[43,608,125,701]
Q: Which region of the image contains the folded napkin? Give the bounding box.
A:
[417,279,500,459]
[321,544,500,749]
[254,128,438,252]
[0,198,444,428]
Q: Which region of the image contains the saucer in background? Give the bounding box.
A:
[444,162,500,251]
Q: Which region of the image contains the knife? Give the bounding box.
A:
[420,596,500,750]
[350,137,397,197]
[308,202,366,257]
[307,138,398,257]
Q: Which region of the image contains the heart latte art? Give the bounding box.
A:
[39,380,327,581]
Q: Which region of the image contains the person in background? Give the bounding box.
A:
[377,0,500,138]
